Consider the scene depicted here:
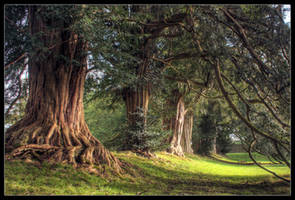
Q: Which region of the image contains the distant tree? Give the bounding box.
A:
[216,125,233,154]
[197,113,215,155]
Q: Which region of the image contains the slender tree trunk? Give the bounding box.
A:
[207,100,217,155]
[5,6,122,172]
[180,112,194,154]
[215,126,221,154]
[210,136,217,154]
[195,135,201,154]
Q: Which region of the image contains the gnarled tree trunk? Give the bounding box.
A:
[180,112,194,154]
[5,6,122,172]
[168,95,186,157]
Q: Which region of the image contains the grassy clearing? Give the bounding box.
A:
[4,152,290,196]
[210,152,276,165]
[226,152,271,163]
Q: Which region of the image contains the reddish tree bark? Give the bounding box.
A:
[5,6,122,172]
[123,85,150,128]
[122,84,151,156]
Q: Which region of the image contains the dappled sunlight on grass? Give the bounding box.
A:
[5,152,290,195]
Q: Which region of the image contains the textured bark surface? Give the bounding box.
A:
[123,85,156,158]
[168,96,186,157]
[124,85,150,127]
[5,6,122,172]
[122,84,150,148]
[180,112,194,154]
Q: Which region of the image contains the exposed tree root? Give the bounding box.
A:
[5,121,124,174]
[167,145,185,157]
[132,149,156,159]
[5,144,123,174]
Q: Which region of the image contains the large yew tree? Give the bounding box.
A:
[5,5,122,170]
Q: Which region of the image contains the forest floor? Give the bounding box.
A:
[4,152,290,196]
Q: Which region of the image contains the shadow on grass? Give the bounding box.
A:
[110,159,290,195]
[4,156,290,195]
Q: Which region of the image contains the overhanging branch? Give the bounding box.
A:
[213,58,290,154]
[221,8,270,77]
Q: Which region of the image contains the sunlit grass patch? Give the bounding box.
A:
[226,152,270,162]
[4,152,290,195]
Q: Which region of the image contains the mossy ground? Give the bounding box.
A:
[4,152,290,195]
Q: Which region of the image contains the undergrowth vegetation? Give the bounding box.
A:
[4,152,290,195]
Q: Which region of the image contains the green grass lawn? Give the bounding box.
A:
[4,152,290,195]
[226,152,271,163]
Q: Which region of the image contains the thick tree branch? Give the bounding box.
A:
[152,54,209,88]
